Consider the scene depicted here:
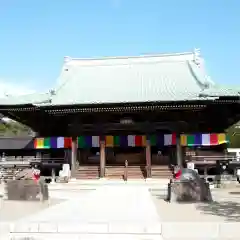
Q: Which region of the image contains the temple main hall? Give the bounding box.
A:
[0,50,239,179]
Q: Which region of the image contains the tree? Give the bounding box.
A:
[226,121,240,148]
[0,119,33,137]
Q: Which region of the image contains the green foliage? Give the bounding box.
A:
[0,120,32,137]
[226,121,240,148]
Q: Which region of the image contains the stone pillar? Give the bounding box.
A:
[176,133,183,167]
[71,137,77,178]
[145,138,152,178]
[100,140,106,178]
[51,168,56,183]
[36,152,42,161]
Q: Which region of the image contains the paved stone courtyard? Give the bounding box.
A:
[1,182,240,239]
[149,186,240,222]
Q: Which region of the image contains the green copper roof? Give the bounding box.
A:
[49,53,240,105]
[50,57,208,105]
[0,52,239,106]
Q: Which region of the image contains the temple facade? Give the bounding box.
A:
[0,50,239,179]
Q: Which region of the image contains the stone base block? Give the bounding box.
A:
[6,179,49,201]
[167,180,213,202]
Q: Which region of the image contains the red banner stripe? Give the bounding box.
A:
[210,134,218,145]
[64,137,72,148]
[172,133,176,145]
[135,135,142,146]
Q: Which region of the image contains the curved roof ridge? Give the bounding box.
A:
[63,51,195,64]
[187,60,213,90]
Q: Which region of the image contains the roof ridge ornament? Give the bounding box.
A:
[4,91,9,97]
[49,89,56,96]
[64,56,72,63]
[193,48,201,65]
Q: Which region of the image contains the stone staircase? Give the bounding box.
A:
[151,165,172,179]
[74,165,100,179]
[0,168,19,181]
[0,168,32,182]
[74,165,172,180]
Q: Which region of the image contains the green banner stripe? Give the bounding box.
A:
[78,136,86,148]
[150,135,157,146]
[187,135,195,146]
[44,137,50,148]
[113,136,120,146]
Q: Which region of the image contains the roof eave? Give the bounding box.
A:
[199,83,240,98]
[0,92,53,106]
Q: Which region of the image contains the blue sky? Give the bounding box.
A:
[0,0,239,92]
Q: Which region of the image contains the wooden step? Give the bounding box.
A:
[151,165,172,179]
[105,166,145,179]
[74,166,100,179]
[74,165,172,179]
[105,167,124,179]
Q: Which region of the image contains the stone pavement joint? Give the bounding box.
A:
[2,221,162,234]
[2,222,240,238]
[5,233,164,240]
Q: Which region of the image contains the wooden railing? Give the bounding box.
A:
[0,157,65,168]
[189,155,240,182]
[190,155,237,163]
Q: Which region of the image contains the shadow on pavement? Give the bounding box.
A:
[229,191,240,195]
[196,200,240,222]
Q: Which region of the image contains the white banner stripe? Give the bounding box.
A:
[127,135,135,147]
[92,136,99,147]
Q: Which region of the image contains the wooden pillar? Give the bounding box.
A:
[145,138,152,178]
[176,133,183,167]
[71,137,77,178]
[100,140,106,178]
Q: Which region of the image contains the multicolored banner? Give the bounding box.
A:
[33,133,228,149]
[77,135,149,148]
[34,137,72,149]
[77,134,177,148]
[180,133,228,146]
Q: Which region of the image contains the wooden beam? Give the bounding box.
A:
[67,121,186,134]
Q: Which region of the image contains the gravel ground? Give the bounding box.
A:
[150,187,240,222]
